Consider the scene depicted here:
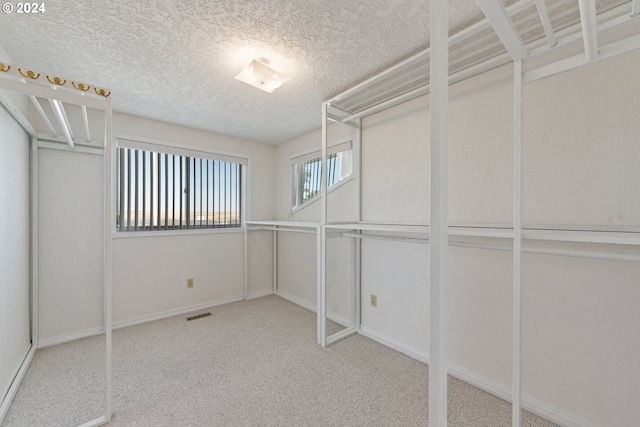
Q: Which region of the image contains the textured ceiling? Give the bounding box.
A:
[0,1,486,144]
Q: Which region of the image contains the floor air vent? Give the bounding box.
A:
[186,312,212,321]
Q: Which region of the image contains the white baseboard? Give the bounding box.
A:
[358,325,429,363]
[275,289,352,327]
[275,289,315,312]
[0,344,36,425]
[246,289,275,300]
[520,394,601,427]
[327,311,351,328]
[37,326,104,348]
[113,294,245,330]
[447,363,600,427]
[358,325,599,427]
[37,295,247,347]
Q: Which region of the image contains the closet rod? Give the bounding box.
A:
[578,0,599,62]
[48,98,74,148]
[452,241,640,263]
[248,226,317,235]
[341,232,428,244]
[81,105,91,142]
[340,233,640,262]
[533,0,558,47]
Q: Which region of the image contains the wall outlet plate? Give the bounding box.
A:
[370,294,377,307]
[187,278,194,288]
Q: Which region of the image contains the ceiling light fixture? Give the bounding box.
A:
[234,58,290,93]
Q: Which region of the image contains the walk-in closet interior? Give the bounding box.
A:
[1,1,639,426]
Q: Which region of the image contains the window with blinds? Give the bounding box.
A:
[291,141,353,211]
[116,139,244,231]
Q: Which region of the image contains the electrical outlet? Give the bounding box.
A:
[370,294,377,307]
[187,278,194,288]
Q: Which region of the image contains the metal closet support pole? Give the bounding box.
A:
[318,102,329,347]
[243,225,248,299]
[316,224,326,346]
[273,230,278,294]
[321,102,328,225]
[429,0,449,425]
[103,96,114,426]
[512,58,523,427]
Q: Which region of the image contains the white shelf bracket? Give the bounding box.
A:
[28,95,57,137]
[48,98,75,149]
[579,0,599,61]
[81,105,91,142]
[0,89,37,137]
[477,0,528,61]
[534,0,558,47]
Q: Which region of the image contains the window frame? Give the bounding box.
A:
[289,138,354,215]
[113,135,248,238]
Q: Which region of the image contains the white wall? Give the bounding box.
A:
[35,113,276,339]
[271,124,357,321]
[112,114,276,326]
[0,106,31,401]
[276,50,640,426]
[523,52,640,226]
[37,147,104,342]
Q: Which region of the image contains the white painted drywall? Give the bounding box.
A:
[359,239,429,348]
[361,96,430,223]
[446,246,512,387]
[113,231,244,322]
[111,114,276,325]
[273,231,353,324]
[275,232,317,305]
[35,112,276,339]
[523,51,640,226]
[37,147,104,341]
[275,50,640,425]
[521,252,640,425]
[0,106,31,402]
[270,123,357,322]
[246,230,274,299]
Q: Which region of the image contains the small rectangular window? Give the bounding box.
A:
[291,141,352,211]
[116,140,244,231]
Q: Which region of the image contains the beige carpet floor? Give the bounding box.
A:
[3,295,558,426]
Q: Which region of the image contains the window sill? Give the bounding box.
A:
[112,227,244,239]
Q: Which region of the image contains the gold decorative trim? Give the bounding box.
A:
[46,76,67,86]
[18,68,40,80]
[1,63,111,98]
[94,88,111,97]
[72,82,90,92]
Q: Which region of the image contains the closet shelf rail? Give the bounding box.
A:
[325,222,640,246]
[326,0,638,122]
[0,62,111,149]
